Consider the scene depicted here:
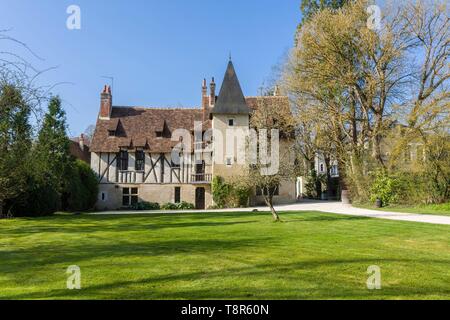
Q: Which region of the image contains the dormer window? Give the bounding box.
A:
[108,130,116,137]
[228,118,235,127]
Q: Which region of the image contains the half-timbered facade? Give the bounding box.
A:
[90,60,295,210]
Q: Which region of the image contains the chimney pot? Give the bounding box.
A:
[99,85,112,119]
[79,134,85,151]
[210,77,216,106]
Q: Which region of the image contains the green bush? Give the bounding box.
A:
[132,201,160,210]
[369,170,401,206]
[235,184,251,207]
[177,201,195,210]
[64,160,99,212]
[212,176,231,208]
[161,202,195,210]
[212,176,250,208]
[161,202,177,210]
[11,177,60,217]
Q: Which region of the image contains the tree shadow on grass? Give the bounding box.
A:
[0,236,275,274]
[4,257,450,300]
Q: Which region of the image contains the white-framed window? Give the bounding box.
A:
[331,165,338,176]
[226,157,233,166]
[228,118,235,127]
[123,187,138,206]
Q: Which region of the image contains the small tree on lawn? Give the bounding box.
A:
[244,95,297,222]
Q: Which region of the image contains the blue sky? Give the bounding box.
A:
[0,0,300,136]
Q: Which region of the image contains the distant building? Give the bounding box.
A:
[70,134,91,164]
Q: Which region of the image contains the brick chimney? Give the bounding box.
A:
[210,77,216,106]
[99,85,112,120]
[79,133,85,151]
[202,79,209,123]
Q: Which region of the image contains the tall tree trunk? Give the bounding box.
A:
[372,112,385,167]
[324,156,333,200]
[264,196,280,222]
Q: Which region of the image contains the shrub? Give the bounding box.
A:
[212,176,251,208]
[212,176,231,208]
[132,201,160,210]
[11,177,60,217]
[177,201,195,210]
[305,170,323,199]
[161,202,195,210]
[161,202,177,210]
[64,160,99,212]
[369,170,401,206]
[232,184,251,207]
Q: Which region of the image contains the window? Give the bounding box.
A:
[135,150,145,171]
[416,145,424,163]
[320,164,324,172]
[122,187,138,206]
[228,118,235,127]
[256,185,279,196]
[226,157,233,166]
[117,150,129,171]
[331,165,338,176]
[174,187,181,203]
[108,130,115,137]
[156,131,162,138]
[101,192,107,201]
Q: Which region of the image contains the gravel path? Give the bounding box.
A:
[91,201,450,226]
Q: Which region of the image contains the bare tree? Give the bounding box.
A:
[243,95,297,221]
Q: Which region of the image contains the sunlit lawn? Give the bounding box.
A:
[356,202,450,217]
[0,211,449,299]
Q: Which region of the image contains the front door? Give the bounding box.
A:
[195,187,205,209]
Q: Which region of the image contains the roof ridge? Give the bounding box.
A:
[245,96,288,99]
[112,105,201,110]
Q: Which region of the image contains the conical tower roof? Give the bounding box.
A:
[210,60,250,114]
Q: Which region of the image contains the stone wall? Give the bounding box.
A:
[96,183,212,211]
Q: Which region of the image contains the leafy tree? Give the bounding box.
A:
[35,96,72,196]
[296,0,351,43]
[285,0,449,203]
[0,84,32,217]
[65,160,99,211]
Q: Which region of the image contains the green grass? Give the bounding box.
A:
[356,202,450,217]
[0,211,449,300]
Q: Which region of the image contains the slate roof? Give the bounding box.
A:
[90,107,205,153]
[90,96,289,153]
[210,60,250,115]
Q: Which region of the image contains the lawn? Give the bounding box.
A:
[356,202,450,217]
[0,211,449,300]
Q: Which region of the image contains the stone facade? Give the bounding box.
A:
[97,183,211,211]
